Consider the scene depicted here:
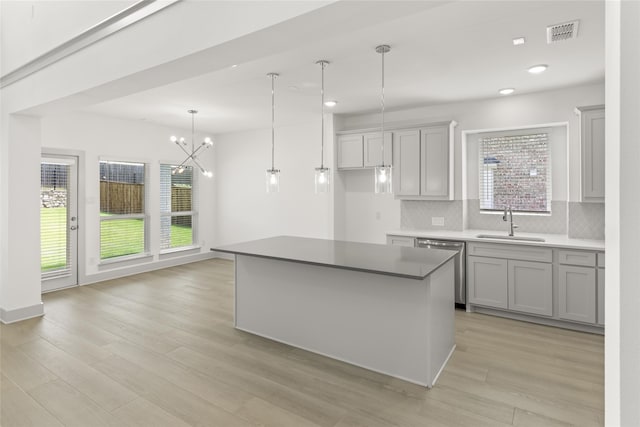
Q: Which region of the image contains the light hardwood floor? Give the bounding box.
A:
[1,259,604,426]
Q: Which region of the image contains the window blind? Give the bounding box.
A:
[100,161,146,260]
[479,132,551,213]
[41,161,70,275]
[160,164,195,250]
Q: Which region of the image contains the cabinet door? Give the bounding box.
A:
[363,132,392,167]
[558,265,596,323]
[580,107,605,202]
[420,125,452,199]
[597,268,605,326]
[337,134,363,169]
[393,129,421,196]
[467,256,508,309]
[507,260,553,316]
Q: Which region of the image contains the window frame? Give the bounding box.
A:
[477,127,553,215]
[98,159,149,264]
[159,163,198,254]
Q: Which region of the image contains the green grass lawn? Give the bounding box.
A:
[41,207,193,270]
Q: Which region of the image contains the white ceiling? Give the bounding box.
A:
[81,0,604,135]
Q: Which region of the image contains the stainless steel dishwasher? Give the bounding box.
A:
[415,238,466,307]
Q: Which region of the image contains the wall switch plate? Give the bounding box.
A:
[432,217,445,226]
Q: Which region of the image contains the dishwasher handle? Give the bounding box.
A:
[416,239,464,249]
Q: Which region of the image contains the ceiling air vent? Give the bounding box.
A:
[547,20,580,43]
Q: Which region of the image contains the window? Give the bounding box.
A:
[479,131,551,213]
[99,161,147,260]
[160,164,196,250]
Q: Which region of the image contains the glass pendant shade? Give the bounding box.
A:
[374,165,393,194]
[314,167,330,193]
[266,169,280,193]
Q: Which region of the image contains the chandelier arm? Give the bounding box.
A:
[175,143,192,158]
[191,157,206,173]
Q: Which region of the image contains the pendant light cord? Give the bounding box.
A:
[191,110,195,153]
[380,48,385,165]
[321,61,325,169]
[271,73,275,171]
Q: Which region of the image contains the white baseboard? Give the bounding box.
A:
[0,302,44,324]
[79,251,218,287]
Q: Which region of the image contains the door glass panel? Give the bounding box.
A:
[41,161,70,277]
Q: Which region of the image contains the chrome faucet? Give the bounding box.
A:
[503,206,518,236]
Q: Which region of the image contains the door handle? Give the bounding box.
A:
[70,225,78,231]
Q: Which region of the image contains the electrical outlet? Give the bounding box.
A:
[432,217,445,226]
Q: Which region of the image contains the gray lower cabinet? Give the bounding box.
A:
[467,256,508,309]
[597,268,605,325]
[468,256,553,316]
[558,265,597,324]
[508,260,553,316]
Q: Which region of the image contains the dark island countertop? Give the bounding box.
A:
[211,236,456,280]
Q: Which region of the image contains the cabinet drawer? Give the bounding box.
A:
[558,250,596,266]
[467,242,552,263]
[597,252,605,268]
[386,235,415,247]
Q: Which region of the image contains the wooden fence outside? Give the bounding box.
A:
[100,181,191,214]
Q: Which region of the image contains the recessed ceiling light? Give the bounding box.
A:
[512,37,526,46]
[288,85,299,91]
[498,88,515,95]
[527,64,548,74]
[231,64,238,68]
[324,100,338,107]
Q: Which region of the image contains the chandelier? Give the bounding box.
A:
[170,109,213,177]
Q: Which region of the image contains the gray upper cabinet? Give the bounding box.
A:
[337,134,364,169]
[393,129,421,196]
[394,121,455,200]
[577,105,605,202]
[420,125,452,199]
[363,132,393,167]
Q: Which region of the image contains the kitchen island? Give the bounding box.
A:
[212,236,456,387]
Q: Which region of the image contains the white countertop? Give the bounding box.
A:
[387,229,605,251]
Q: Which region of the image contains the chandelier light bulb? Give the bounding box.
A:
[204,137,213,146]
[318,172,326,184]
[179,137,185,143]
[170,135,178,143]
[378,169,387,183]
[270,173,277,185]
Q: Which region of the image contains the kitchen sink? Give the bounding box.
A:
[476,234,546,242]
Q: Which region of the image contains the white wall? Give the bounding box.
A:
[214,119,333,247]
[40,112,216,279]
[605,1,640,425]
[336,83,604,242]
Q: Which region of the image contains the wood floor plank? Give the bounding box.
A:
[0,258,603,426]
[111,398,192,427]
[0,374,64,427]
[18,338,139,412]
[28,379,122,427]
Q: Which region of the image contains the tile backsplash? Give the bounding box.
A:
[401,200,464,231]
[466,200,567,234]
[568,202,605,240]
[401,199,606,238]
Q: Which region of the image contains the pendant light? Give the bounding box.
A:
[315,60,330,193]
[170,109,213,177]
[266,73,280,193]
[374,44,392,194]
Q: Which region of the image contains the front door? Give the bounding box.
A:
[41,155,78,291]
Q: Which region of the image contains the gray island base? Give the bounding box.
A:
[213,236,457,388]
